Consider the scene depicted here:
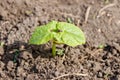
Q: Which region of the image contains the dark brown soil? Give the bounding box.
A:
[0,0,120,80]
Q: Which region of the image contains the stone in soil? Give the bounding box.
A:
[0,61,5,69]
[7,61,14,71]
[17,67,26,77]
[19,51,33,60]
[0,46,4,55]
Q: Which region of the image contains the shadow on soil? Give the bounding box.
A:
[1,41,52,65]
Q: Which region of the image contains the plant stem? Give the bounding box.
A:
[52,41,56,57]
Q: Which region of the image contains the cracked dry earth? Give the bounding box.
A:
[0,0,120,80]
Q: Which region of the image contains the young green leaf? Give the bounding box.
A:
[54,22,86,46]
[29,21,57,44]
[29,20,86,56]
[30,21,85,46]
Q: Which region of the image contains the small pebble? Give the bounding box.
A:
[0,61,5,69]
[7,61,14,71]
[17,67,26,77]
[0,46,4,55]
[97,71,103,78]
[20,51,33,60]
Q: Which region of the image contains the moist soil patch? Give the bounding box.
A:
[0,0,120,80]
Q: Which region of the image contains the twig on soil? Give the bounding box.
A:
[77,20,80,26]
[97,3,116,18]
[84,6,91,24]
[1,21,9,26]
[51,73,88,80]
[90,49,103,57]
[108,16,114,25]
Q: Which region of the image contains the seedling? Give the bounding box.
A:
[29,21,85,56]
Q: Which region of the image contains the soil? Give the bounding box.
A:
[0,0,120,80]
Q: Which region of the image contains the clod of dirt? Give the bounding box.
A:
[93,62,101,71]
[23,62,30,70]
[19,51,33,60]
[105,67,111,74]
[97,70,104,78]
[0,61,5,69]
[17,67,26,77]
[112,42,120,52]
[7,61,14,71]
[0,9,8,20]
[26,74,39,80]
[0,68,6,78]
[0,46,4,55]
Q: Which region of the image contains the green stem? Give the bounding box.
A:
[52,41,56,57]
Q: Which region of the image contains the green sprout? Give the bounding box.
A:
[98,44,106,49]
[56,49,64,56]
[13,49,19,63]
[67,17,73,23]
[0,41,4,47]
[104,0,109,4]
[29,21,85,56]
